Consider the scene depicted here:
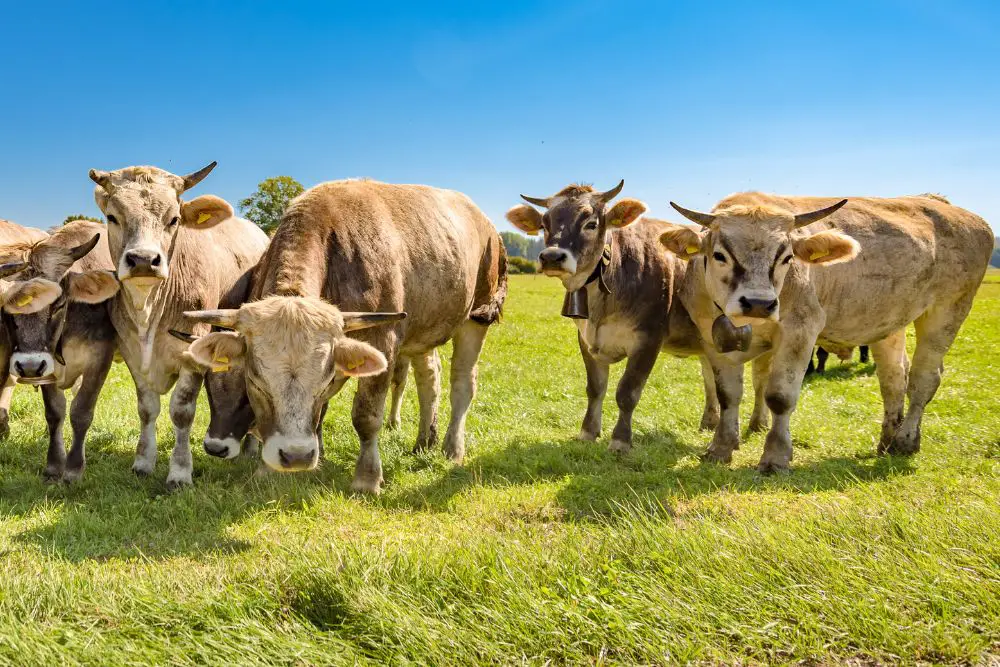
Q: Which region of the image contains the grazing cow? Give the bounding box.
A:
[0,221,119,481]
[88,163,269,489]
[807,344,870,375]
[660,192,992,472]
[505,181,737,453]
[0,219,49,438]
[181,179,507,494]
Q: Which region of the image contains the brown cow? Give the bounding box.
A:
[661,192,992,471]
[0,221,119,482]
[88,163,269,489]
[181,179,507,494]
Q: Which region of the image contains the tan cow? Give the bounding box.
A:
[181,179,507,494]
[89,163,269,489]
[0,219,50,438]
[661,192,993,472]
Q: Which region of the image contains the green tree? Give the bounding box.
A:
[63,214,102,225]
[239,176,305,234]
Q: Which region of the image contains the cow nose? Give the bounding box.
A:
[14,358,47,378]
[124,249,163,272]
[277,447,317,471]
[739,296,779,318]
[539,248,569,267]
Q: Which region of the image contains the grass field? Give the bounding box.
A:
[0,275,997,665]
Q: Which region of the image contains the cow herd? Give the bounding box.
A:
[0,163,992,493]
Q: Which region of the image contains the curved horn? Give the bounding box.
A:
[67,233,101,262]
[594,179,625,203]
[793,199,848,228]
[168,329,199,344]
[0,260,27,279]
[520,194,551,208]
[181,161,218,192]
[342,311,407,332]
[89,168,114,193]
[184,308,239,329]
[670,202,717,228]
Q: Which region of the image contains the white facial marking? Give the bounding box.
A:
[9,352,58,381]
[261,432,319,472]
[203,436,241,460]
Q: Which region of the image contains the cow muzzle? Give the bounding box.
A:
[262,434,320,472]
[10,352,58,385]
[538,247,577,277]
[203,436,241,460]
[121,247,167,280]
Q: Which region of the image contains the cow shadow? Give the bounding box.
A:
[383,426,915,520]
[803,362,877,384]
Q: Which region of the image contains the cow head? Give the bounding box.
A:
[660,199,859,324]
[0,274,65,381]
[0,228,118,385]
[89,162,229,305]
[183,297,406,472]
[505,181,647,290]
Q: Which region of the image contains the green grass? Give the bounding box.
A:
[1,275,998,665]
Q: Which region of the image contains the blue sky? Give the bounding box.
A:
[1,0,998,233]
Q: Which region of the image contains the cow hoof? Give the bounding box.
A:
[608,439,631,454]
[700,448,733,464]
[443,438,465,464]
[62,468,84,484]
[577,430,598,442]
[747,417,769,434]
[699,413,720,431]
[756,459,791,475]
[386,417,401,431]
[0,420,8,442]
[350,477,383,495]
[132,458,155,477]
[43,468,64,484]
[165,467,193,491]
[883,431,920,456]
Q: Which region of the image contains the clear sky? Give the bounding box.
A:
[1,0,998,233]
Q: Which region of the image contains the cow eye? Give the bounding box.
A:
[106,214,118,225]
[713,251,727,263]
[583,220,598,231]
[168,216,179,227]
[782,255,793,265]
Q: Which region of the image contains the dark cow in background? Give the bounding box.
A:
[89,162,269,489]
[182,179,507,494]
[807,345,870,375]
[505,181,751,453]
[0,219,49,439]
[0,221,119,482]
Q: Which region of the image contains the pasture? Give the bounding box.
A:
[0,275,997,665]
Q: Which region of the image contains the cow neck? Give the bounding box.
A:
[560,233,614,320]
[115,279,168,374]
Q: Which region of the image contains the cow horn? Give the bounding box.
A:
[670,202,717,228]
[793,199,848,228]
[181,161,218,192]
[594,179,624,203]
[168,329,199,344]
[184,308,239,329]
[0,260,27,279]
[67,233,101,263]
[89,169,114,193]
[520,194,551,208]
[341,311,407,332]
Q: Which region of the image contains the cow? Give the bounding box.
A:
[0,219,49,439]
[88,163,269,489]
[660,192,993,472]
[180,178,507,494]
[504,181,757,453]
[807,344,870,375]
[0,221,119,482]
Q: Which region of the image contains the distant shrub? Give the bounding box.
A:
[507,256,538,274]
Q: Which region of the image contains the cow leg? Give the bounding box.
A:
[386,356,410,430]
[860,345,870,364]
[350,369,393,495]
[0,374,15,440]
[133,383,160,476]
[411,350,441,453]
[698,356,720,431]
[758,333,818,474]
[166,369,204,490]
[870,329,909,454]
[747,352,772,433]
[889,293,975,455]
[579,331,609,440]
[702,359,743,463]
[242,434,260,459]
[443,320,489,463]
[64,357,113,483]
[608,342,659,454]
[815,346,829,373]
[41,385,67,483]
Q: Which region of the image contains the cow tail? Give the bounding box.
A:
[469,234,508,326]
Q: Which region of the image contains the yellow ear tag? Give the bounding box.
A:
[686,245,700,255]
[196,212,213,225]
[809,249,829,261]
[15,294,33,308]
[212,356,230,373]
[347,359,361,370]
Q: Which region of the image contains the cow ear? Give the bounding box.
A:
[605,198,647,228]
[0,278,62,314]
[505,205,544,235]
[334,338,388,377]
[184,331,246,372]
[181,195,234,229]
[793,230,860,265]
[67,270,120,304]
[659,225,704,260]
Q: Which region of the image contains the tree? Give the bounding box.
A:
[500,231,544,260]
[63,214,102,225]
[239,176,305,235]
